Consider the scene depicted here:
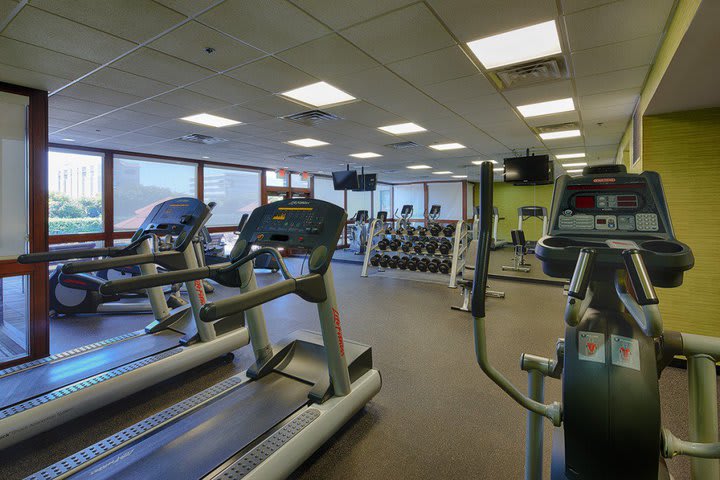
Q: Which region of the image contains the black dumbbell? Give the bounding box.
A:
[439,259,451,274]
[427,258,441,273]
[405,226,416,236]
[439,238,452,255]
[407,257,418,271]
[443,224,456,237]
[413,242,425,254]
[379,255,391,267]
[370,254,381,266]
[401,241,413,253]
[388,255,400,268]
[378,238,389,250]
[398,257,409,270]
[429,223,442,236]
[389,239,401,251]
[417,258,429,272]
[385,227,394,235]
[426,240,439,254]
[418,227,428,237]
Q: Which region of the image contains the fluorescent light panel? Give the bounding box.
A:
[452,175,467,178]
[280,81,355,107]
[472,160,498,165]
[430,142,466,151]
[350,152,382,158]
[379,122,426,134]
[61,138,75,142]
[566,169,584,173]
[180,113,241,127]
[517,98,574,118]
[562,162,587,167]
[556,153,586,159]
[466,20,561,69]
[539,129,581,140]
[433,171,453,174]
[493,168,504,172]
[407,165,431,169]
[288,138,329,147]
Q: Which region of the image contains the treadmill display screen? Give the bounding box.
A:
[575,196,595,209]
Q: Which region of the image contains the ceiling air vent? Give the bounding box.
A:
[288,154,313,160]
[177,133,228,145]
[283,109,342,126]
[494,58,565,89]
[384,141,421,150]
[534,122,579,135]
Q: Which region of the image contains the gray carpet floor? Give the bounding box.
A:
[2,259,715,479]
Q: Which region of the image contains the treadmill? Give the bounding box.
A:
[2,198,249,449]
[28,198,382,480]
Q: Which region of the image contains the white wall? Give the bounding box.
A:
[427,182,463,220]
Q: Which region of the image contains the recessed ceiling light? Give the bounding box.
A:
[493,168,504,172]
[180,113,242,127]
[350,152,382,158]
[539,129,581,140]
[556,153,586,159]
[379,122,426,134]
[433,171,453,174]
[517,98,575,118]
[566,169,584,173]
[466,20,561,69]
[61,138,76,142]
[288,138,329,147]
[430,143,466,151]
[472,160,498,165]
[452,175,468,178]
[280,81,355,107]
[202,156,210,159]
[407,165,431,169]
[562,162,587,167]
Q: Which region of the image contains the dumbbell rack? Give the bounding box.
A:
[360,218,468,288]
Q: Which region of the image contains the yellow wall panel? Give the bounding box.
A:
[490,182,554,242]
[643,108,720,337]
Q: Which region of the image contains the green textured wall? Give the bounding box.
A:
[480,182,555,242]
[642,108,720,337]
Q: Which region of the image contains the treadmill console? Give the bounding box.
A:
[536,168,693,287]
[130,197,212,251]
[355,210,369,223]
[401,205,413,217]
[230,199,346,274]
[377,211,388,222]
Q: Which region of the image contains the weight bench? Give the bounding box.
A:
[452,240,504,311]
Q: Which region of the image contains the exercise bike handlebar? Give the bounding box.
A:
[471,161,562,427]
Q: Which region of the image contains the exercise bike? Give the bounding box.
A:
[471,162,719,479]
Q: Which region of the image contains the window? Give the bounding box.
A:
[48,150,103,236]
[290,172,310,189]
[114,156,197,231]
[428,182,464,220]
[313,177,344,208]
[393,184,425,219]
[265,170,288,187]
[373,184,392,217]
[346,190,371,217]
[0,275,29,362]
[203,166,260,227]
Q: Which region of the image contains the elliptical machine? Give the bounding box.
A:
[470,162,719,479]
[349,209,370,255]
[395,204,413,233]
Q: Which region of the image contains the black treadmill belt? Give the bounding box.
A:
[71,374,311,480]
[0,331,182,409]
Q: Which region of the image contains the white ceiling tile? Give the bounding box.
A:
[290,0,416,30]
[420,74,496,104]
[212,106,276,124]
[445,92,509,116]
[341,4,456,64]
[60,83,145,108]
[105,132,170,146]
[48,107,97,123]
[579,88,640,110]
[148,21,265,72]
[428,0,557,42]
[0,0,19,20]
[126,99,199,119]
[571,34,661,77]
[561,0,615,14]
[185,75,271,104]
[277,34,379,79]
[49,118,76,131]
[581,102,636,123]
[241,95,306,117]
[0,36,99,80]
[565,0,674,52]
[3,6,136,63]
[331,67,409,104]
[0,62,69,91]
[501,79,574,106]
[92,110,167,129]
[154,88,231,112]
[328,101,405,128]
[152,0,217,16]
[198,0,329,53]
[66,122,134,137]
[226,57,317,93]
[30,0,185,43]
[575,65,648,96]
[112,47,216,86]
[50,95,117,116]
[80,67,176,97]
[387,46,479,86]
[524,110,580,128]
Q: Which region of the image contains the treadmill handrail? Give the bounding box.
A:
[62,250,185,274]
[19,247,118,263]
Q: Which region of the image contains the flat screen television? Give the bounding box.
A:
[352,174,377,192]
[332,170,359,190]
[503,155,553,185]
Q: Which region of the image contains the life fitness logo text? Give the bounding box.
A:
[332,308,345,357]
[195,280,206,304]
[593,177,617,183]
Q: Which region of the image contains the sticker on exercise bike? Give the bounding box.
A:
[611,335,640,371]
[578,331,605,364]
